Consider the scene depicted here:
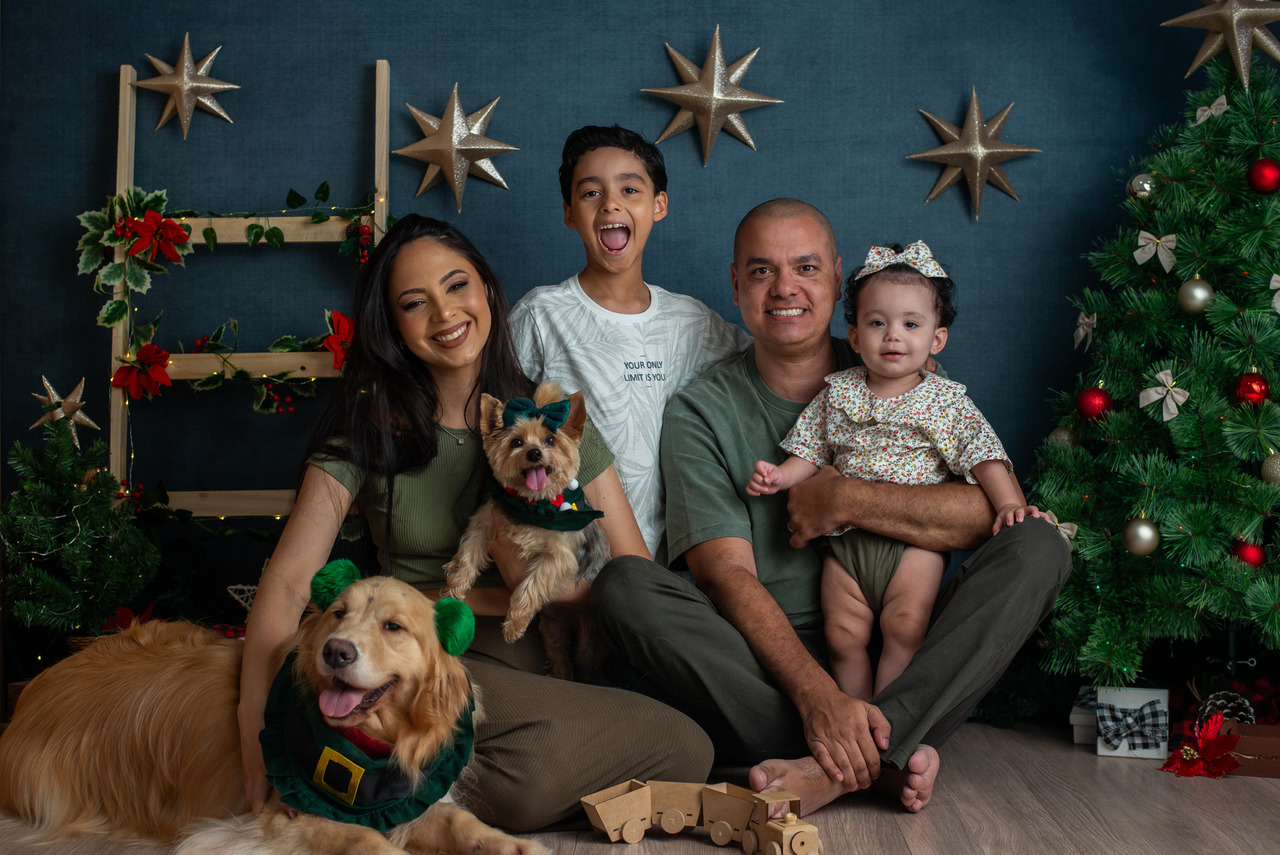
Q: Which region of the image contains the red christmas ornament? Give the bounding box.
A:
[1232,541,1266,568]
[1234,372,1270,407]
[1248,158,1280,194]
[1076,386,1113,421]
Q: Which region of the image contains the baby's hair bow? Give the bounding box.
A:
[1133,231,1177,273]
[855,240,948,280]
[503,397,570,432]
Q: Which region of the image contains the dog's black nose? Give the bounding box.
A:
[323,638,358,669]
[526,448,543,463]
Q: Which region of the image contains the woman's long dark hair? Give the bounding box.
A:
[301,215,531,564]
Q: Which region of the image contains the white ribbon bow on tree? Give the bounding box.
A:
[1074,312,1097,351]
[1134,231,1177,273]
[1194,95,1229,126]
[1139,370,1189,421]
[1270,273,1280,314]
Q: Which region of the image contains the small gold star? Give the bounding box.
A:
[134,33,239,138]
[31,377,100,449]
[908,88,1041,220]
[392,84,518,212]
[643,26,782,166]
[1163,0,1280,89]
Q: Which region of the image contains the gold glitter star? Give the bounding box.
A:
[31,377,100,450]
[392,84,518,212]
[1163,0,1280,90]
[134,33,239,138]
[908,88,1041,220]
[643,26,782,166]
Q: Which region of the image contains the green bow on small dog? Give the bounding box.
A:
[502,396,570,431]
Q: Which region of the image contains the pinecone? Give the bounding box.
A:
[1199,690,1255,726]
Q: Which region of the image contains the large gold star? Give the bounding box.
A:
[134,33,238,138]
[392,85,518,212]
[642,26,782,166]
[907,88,1041,220]
[1163,0,1280,90]
[31,377,100,450]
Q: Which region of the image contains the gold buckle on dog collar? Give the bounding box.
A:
[313,746,365,805]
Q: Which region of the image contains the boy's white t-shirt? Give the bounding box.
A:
[510,275,751,559]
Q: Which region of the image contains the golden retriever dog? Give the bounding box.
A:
[0,576,545,855]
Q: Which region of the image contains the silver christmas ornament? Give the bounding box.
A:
[1177,274,1214,314]
[1128,172,1157,199]
[1122,516,1160,556]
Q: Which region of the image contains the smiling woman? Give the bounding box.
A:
[237,214,712,833]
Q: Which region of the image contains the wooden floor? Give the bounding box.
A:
[2,722,1277,854]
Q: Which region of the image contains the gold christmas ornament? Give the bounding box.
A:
[30,376,100,450]
[392,84,518,212]
[1262,452,1280,485]
[908,88,1041,220]
[1163,1,1280,90]
[1128,172,1157,199]
[1122,516,1161,556]
[1048,427,1078,448]
[134,33,238,138]
[642,25,783,165]
[1177,274,1214,314]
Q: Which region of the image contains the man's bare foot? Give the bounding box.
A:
[748,757,845,817]
[873,744,940,812]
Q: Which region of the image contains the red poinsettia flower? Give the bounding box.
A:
[323,310,354,370]
[125,209,189,264]
[111,343,173,399]
[1161,712,1241,778]
[101,603,155,632]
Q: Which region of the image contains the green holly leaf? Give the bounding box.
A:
[286,189,307,209]
[203,226,218,252]
[314,181,330,202]
[310,212,331,224]
[252,384,274,413]
[299,333,329,351]
[246,223,265,247]
[78,209,110,233]
[78,243,106,275]
[124,262,152,294]
[97,299,128,327]
[264,226,285,250]
[269,335,302,352]
[339,235,357,256]
[139,189,168,213]
[191,373,225,391]
[99,261,126,286]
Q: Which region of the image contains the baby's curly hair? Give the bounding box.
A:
[843,244,957,328]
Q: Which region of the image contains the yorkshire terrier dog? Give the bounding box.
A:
[444,380,611,680]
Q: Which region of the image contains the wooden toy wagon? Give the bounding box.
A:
[646,779,705,833]
[703,783,823,855]
[702,782,758,846]
[581,779,653,843]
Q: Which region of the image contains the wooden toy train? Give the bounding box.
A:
[581,780,824,854]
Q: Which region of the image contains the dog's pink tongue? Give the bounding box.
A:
[319,684,364,718]
[526,466,548,492]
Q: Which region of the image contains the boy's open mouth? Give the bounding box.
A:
[599,223,630,253]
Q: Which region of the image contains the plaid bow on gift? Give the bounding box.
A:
[1098,699,1170,750]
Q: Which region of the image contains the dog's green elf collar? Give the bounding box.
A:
[489,478,604,532]
[260,653,474,831]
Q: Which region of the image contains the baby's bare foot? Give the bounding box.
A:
[873,744,940,812]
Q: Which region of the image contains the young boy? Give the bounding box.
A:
[511,125,750,560]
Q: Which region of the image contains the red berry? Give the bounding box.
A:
[276,406,284,414]
[358,224,372,235]
[284,396,292,403]
[115,491,124,499]
[287,406,295,413]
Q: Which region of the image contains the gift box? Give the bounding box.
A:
[1223,719,1280,778]
[1096,686,1169,759]
[1069,686,1096,744]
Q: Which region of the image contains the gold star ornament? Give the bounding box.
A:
[392,84,518,212]
[908,88,1041,220]
[31,377,100,449]
[643,26,782,165]
[134,33,238,138]
[1163,0,1280,90]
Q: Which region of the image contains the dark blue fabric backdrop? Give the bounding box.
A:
[1,1,1203,496]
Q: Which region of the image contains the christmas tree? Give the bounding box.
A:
[1030,56,1280,687]
[1,419,160,635]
